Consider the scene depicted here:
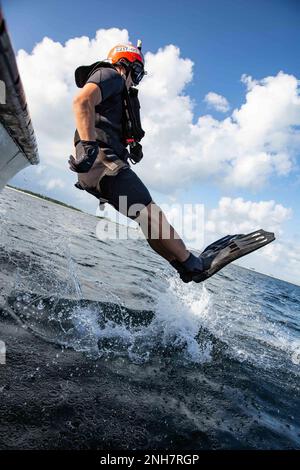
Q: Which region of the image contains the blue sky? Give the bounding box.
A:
[3,0,300,284]
[5,0,300,112]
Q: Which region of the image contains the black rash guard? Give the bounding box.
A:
[74,66,152,217]
[74,67,128,160]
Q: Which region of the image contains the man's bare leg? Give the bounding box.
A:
[136,202,190,263]
[146,238,175,262]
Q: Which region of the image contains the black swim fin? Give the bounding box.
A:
[191,229,275,283]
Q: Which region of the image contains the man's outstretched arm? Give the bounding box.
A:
[73,83,101,141]
[69,83,102,173]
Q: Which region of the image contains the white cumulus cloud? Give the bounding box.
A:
[204,91,230,112]
[17,29,300,193]
[205,196,292,237]
[160,195,299,284]
[204,196,300,285]
[139,67,300,192]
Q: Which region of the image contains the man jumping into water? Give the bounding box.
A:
[69,42,275,283]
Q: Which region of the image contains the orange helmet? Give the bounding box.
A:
[107,44,144,66]
[107,43,146,85]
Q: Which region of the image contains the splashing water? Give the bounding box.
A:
[5,273,213,365]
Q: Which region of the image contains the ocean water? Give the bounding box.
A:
[0,187,299,450]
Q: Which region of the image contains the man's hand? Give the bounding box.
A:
[129,142,143,163]
[68,140,99,173]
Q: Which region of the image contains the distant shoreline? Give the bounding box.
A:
[5,184,138,229]
[6,184,83,213]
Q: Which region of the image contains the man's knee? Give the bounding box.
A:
[128,200,154,220]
